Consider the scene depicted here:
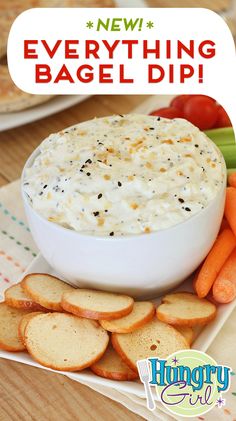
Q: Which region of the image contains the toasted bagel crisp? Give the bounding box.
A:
[22,273,74,311]
[112,319,189,373]
[0,65,53,113]
[0,302,32,351]
[4,283,46,311]
[156,292,217,327]
[18,312,44,345]
[91,344,138,381]
[25,312,109,371]
[100,301,155,333]
[62,289,134,320]
[175,326,194,346]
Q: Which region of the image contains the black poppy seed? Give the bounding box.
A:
[195,144,199,148]
[185,207,191,212]
[178,198,185,203]
[62,190,64,193]
[149,127,155,130]
[80,169,83,173]
[118,181,122,187]
[157,117,161,121]
[39,191,43,196]
[109,232,114,236]
[86,172,91,176]
[104,209,108,213]
[187,176,190,179]
[98,193,102,199]
[93,211,100,217]
[97,159,102,162]
[85,159,92,164]
[43,185,48,189]
[119,114,124,117]
[109,164,112,167]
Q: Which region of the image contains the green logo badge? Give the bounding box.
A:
[138,350,231,417]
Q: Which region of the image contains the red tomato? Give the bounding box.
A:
[183,96,218,130]
[170,95,191,111]
[149,106,184,119]
[215,105,232,128]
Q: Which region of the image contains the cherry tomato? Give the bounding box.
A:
[150,106,184,119]
[183,96,218,130]
[170,95,191,111]
[215,105,232,128]
[192,95,216,103]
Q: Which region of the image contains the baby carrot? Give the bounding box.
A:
[213,248,236,303]
[228,172,236,188]
[225,187,236,237]
[195,228,236,298]
[219,218,230,233]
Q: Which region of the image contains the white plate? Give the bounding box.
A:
[0,95,90,132]
[0,94,235,398]
[0,253,235,399]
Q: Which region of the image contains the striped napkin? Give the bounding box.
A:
[0,180,236,421]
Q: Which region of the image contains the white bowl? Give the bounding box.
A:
[21,146,226,299]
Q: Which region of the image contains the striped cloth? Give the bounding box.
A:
[0,179,236,421]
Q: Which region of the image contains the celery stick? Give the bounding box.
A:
[205,127,235,147]
[219,145,236,168]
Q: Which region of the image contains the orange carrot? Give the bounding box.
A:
[225,187,236,237]
[195,228,236,298]
[219,218,230,233]
[228,172,236,188]
[213,248,236,303]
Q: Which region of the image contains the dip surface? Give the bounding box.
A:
[23,115,225,236]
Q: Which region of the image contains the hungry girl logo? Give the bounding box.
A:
[137,350,231,417]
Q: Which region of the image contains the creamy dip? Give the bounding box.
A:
[23,114,225,236]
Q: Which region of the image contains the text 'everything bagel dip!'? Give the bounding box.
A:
[23,115,225,236]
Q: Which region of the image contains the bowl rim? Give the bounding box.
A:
[21,139,227,243]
